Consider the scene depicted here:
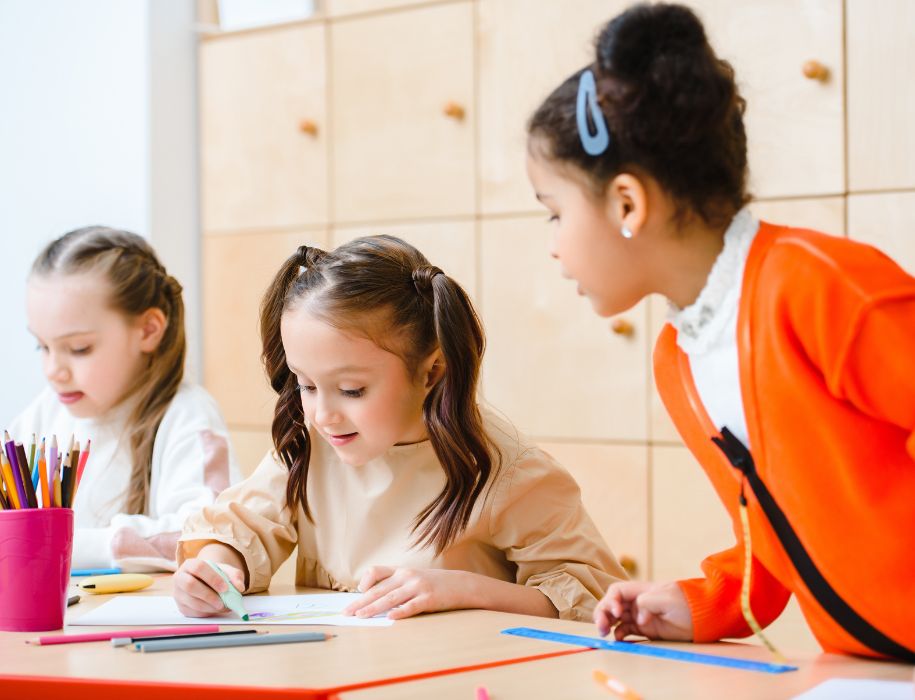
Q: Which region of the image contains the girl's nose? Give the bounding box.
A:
[45,353,71,384]
[314,397,341,427]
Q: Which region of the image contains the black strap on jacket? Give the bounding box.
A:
[712,427,915,662]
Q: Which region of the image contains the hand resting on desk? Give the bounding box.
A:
[594,580,694,642]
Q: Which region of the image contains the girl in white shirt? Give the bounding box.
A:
[9,226,240,571]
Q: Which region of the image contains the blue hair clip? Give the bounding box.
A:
[576,69,610,156]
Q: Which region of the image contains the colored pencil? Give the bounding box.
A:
[16,442,38,508]
[112,629,258,648]
[0,451,19,508]
[63,441,79,507]
[4,432,28,509]
[73,438,91,499]
[52,453,62,508]
[25,625,221,646]
[49,435,58,505]
[0,432,93,509]
[59,449,68,507]
[28,434,38,491]
[137,631,333,653]
[37,438,49,508]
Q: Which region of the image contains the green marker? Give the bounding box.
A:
[204,560,249,621]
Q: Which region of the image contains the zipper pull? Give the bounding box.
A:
[712,427,754,475]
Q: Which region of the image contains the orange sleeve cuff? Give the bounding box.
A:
[678,575,749,642]
[678,550,791,643]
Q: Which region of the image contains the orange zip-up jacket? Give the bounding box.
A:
[653,221,915,659]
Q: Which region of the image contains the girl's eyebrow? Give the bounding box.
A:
[28,328,95,341]
[287,363,371,376]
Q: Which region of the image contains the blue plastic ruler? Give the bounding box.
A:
[501,627,798,674]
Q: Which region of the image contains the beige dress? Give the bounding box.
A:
[178,409,626,621]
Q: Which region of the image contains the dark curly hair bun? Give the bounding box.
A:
[528,2,750,227]
[597,3,707,80]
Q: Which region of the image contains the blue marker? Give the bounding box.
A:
[71,567,122,577]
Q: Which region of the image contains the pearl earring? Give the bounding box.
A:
[621,225,633,239]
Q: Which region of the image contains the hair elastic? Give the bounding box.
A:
[412,266,444,298]
[576,69,610,156]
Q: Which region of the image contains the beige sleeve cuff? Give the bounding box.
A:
[178,450,299,593]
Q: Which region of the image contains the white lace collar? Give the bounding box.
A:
[668,208,759,354]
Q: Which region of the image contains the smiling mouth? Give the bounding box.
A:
[325,432,358,445]
[57,391,85,404]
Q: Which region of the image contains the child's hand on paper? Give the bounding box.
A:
[343,566,473,620]
[594,580,694,641]
[173,556,246,618]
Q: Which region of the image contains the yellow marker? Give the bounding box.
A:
[77,573,154,594]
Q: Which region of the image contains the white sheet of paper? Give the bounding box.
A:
[72,593,394,627]
[791,679,914,700]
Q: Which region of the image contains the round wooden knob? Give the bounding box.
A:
[443,101,465,120]
[298,119,319,136]
[610,318,634,337]
[801,60,829,82]
[619,555,638,578]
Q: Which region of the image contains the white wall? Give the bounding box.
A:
[0,0,198,426]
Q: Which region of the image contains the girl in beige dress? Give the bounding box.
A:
[174,235,626,622]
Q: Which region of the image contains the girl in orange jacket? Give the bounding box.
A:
[525,2,915,660]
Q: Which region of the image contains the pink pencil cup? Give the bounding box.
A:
[0,508,74,631]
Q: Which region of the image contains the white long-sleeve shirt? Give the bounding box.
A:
[8,382,241,571]
[668,208,759,447]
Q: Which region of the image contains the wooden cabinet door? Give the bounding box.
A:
[848,192,915,275]
[481,215,648,442]
[847,0,915,191]
[201,25,328,231]
[477,0,631,215]
[691,0,844,199]
[539,441,648,581]
[330,2,475,222]
[203,229,330,427]
[651,446,734,582]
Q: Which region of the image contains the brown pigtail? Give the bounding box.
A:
[412,270,493,554]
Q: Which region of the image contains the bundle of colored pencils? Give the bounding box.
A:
[0,431,90,510]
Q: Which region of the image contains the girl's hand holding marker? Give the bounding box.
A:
[173,547,248,619]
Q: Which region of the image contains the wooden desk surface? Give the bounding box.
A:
[0,575,598,696]
[336,638,914,700]
[2,575,911,700]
